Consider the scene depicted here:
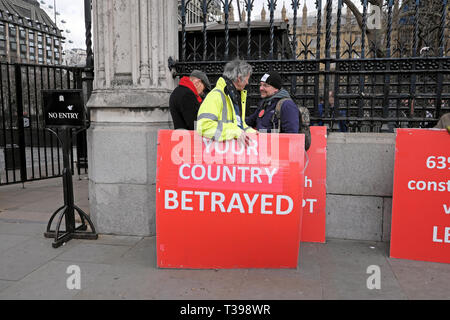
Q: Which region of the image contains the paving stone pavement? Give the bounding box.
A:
[0,177,450,300]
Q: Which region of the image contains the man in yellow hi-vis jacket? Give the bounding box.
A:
[197,59,256,146]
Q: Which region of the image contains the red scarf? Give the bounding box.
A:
[179,76,202,103]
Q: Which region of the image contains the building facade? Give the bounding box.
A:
[178,0,222,24]
[296,4,367,61]
[295,2,450,60]
[0,0,63,65]
[63,47,86,67]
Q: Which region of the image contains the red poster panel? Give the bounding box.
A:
[390,128,450,264]
[301,126,327,243]
[156,130,305,269]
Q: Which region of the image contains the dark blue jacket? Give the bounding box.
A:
[246,89,299,133]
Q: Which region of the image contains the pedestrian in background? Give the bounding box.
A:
[318,91,348,132]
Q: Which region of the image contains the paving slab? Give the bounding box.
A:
[387,258,450,300]
[0,221,46,237]
[79,234,143,247]
[112,237,157,268]
[0,210,53,224]
[0,233,78,281]
[74,265,251,300]
[0,234,32,254]
[0,261,110,300]
[0,280,14,292]
[313,240,407,300]
[54,243,133,265]
[230,269,323,300]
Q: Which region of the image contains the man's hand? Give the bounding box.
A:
[236,131,252,147]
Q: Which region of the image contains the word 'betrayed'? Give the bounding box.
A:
[164,190,294,215]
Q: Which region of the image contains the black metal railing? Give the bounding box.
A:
[0,62,87,186]
[171,0,450,131]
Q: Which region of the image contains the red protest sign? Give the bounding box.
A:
[301,126,327,243]
[390,128,450,264]
[156,130,305,269]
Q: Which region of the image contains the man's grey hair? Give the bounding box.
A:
[223,59,253,82]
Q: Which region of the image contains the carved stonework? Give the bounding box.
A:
[91,0,177,92]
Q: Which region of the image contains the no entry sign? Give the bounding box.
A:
[390,128,450,264]
[42,90,84,128]
[156,130,305,269]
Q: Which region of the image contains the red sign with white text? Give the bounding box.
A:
[156,130,305,269]
[301,126,327,243]
[390,128,450,264]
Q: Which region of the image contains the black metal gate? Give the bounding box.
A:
[171,0,450,131]
[0,62,87,186]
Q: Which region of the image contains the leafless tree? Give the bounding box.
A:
[343,0,444,57]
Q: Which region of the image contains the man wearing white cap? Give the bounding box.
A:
[246,71,311,150]
[246,71,299,133]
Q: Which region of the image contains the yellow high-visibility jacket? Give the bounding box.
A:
[196,77,256,141]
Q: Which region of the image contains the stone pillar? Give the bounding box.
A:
[87,0,178,236]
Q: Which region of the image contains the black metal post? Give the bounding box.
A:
[224,0,230,60]
[358,0,368,122]
[14,64,27,183]
[236,0,242,21]
[84,0,94,71]
[77,0,94,174]
[315,0,322,60]
[323,0,332,125]
[383,0,393,120]
[246,0,254,59]
[62,130,75,233]
[44,128,98,248]
[181,0,188,62]
[290,0,300,95]
[314,0,322,120]
[291,0,299,58]
[334,0,343,122]
[0,64,8,184]
[409,0,420,120]
[435,0,447,118]
[202,0,209,61]
[268,0,277,60]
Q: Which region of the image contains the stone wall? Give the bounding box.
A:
[325,133,396,242]
[87,110,172,236]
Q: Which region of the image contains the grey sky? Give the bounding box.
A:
[39,0,86,50]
